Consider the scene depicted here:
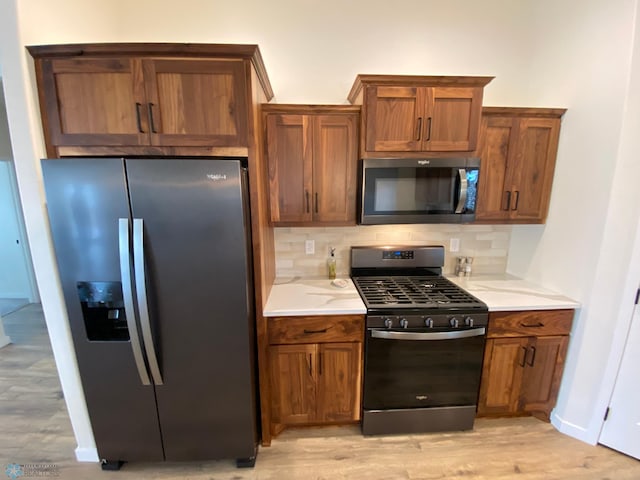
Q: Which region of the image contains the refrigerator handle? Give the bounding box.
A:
[133,218,164,385]
[118,218,151,386]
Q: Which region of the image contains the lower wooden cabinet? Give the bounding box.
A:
[478,310,573,420]
[267,315,364,436]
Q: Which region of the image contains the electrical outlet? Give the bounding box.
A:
[305,239,315,255]
[450,238,460,252]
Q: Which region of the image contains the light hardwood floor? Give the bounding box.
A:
[1,305,638,479]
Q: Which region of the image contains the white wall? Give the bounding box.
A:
[506,0,640,443]
[0,80,14,158]
[1,0,637,458]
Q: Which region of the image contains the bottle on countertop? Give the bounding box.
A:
[464,256,474,277]
[327,247,337,279]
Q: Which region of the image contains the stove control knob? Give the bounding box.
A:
[384,317,393,329]
[400,318,409,329]
[449,317,460,328]
[424,317,434,328]
[465,316,474,327]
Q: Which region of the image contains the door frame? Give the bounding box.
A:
[0,159,38,302]
[595,213,640,444]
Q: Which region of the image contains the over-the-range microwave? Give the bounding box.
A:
[359,157,480,224]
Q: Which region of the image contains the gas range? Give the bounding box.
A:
[351,245,489,436]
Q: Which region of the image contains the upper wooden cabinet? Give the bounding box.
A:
[28,43,274,157]
[475,107,566,223]
[347,75,493,157]
[263,105,359,226]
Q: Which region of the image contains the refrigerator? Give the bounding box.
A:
[41,158,259,468]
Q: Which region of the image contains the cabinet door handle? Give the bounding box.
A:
[426,117,432,141]
[308,354,313,376]
[147,103,158,134]
[415,117,423,140]
[305,190,310,213]
[503,191,511,211]
[527,346,537,367]
[519,346,527,367]
[315,193,319,214]
[303,328,328,334]
[318,352,322,376]
[520,322,544,328]
[512,190,520,210]
[135,103,145,133]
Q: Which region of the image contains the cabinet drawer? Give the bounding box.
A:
[487,310,574,338]
[269,315,364,344]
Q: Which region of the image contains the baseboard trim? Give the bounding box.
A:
[75,447,99,462]
[551,410,596,445]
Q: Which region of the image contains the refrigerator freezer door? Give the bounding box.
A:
[41,158,164,462]
[126,159,257,461]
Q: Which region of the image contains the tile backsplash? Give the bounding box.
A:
[274,224,512,278]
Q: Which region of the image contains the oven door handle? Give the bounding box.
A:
[370,327,486,341]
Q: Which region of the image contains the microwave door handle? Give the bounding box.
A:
[455,168,468,213]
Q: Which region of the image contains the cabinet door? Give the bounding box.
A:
[478,337,528,415]
[312,114,358,223]
[269,344,317,425]
[317,343,362,423]
[40,57,148,146]
[520,335,569,417]
[509,118,561,222]
[142,59,248,147]
[425,87,482,151]
[364,86,427,152]
[475,116,518,221]
[266,114,313,223]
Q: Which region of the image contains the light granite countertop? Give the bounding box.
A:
[263,274,580,316]
[448,274,580,311]
[263,277,367,317]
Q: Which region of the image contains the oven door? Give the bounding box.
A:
[363,326,486,411]
[360,158,479,224]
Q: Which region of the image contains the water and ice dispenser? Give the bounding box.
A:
[77,281,129,341]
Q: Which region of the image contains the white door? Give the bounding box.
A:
[599,292,640,459]
[0,160,33,299]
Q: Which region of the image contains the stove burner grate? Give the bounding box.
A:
[353,275,484,308]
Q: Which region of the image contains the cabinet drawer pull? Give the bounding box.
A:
[426,117,432,141]
[527,346,537,367]
[519,346,527,367]
[303,328,328,334]
[512,190,520,210]
[147,103,158,133]
[520,322,544,328]
[503,191,511,211]
[415,117,423,140]
[135,103,145,133]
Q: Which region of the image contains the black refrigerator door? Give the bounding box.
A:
[126,158,257,461]
[41,158,164,462]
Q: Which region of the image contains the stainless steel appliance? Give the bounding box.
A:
[350,245,488,435]
[42,158,258,469]
[359,157,479,224]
